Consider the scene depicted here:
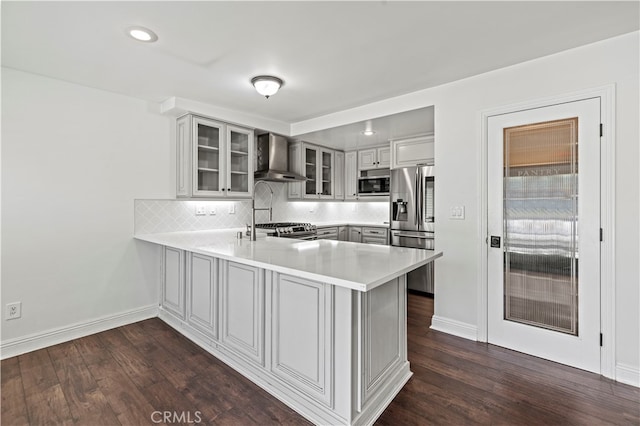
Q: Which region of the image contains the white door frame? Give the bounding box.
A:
[478,85,616,379]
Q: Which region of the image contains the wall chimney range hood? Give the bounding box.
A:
[254,133,307,182]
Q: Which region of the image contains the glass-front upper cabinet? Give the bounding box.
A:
[226,125,253,196]
[176,114,253,198]
[302,144,334,199]
[194,117,223,195]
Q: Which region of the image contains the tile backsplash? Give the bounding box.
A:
[135,182,389,234]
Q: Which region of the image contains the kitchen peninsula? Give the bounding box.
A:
[135,229,442,425]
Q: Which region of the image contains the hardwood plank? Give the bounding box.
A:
[119,322,204,390]
[143,379,202,424]
[97,328,163,389]
[75,333,156,425]
[18,349,75,425]
[1,357,30,426]
[17,349,59,392]
[23,384,73,426]
[47,341,120,425]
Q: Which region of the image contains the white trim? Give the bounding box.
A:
[478,84,616,379]
[615,363,640,388]
[430,315,477,341]
[0,304,158,360]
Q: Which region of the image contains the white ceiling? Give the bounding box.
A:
[2,1,638,148]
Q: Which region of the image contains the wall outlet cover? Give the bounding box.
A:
[5,302,21,320]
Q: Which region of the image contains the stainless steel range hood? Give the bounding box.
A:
[254,133,307,182]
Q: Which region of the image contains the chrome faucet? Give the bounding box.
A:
[250,180,274,241]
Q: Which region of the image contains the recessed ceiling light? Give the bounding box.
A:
[126,26,158,43]
[361,120,376,136]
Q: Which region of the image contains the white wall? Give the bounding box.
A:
[1,68,172,351]
[294,32,640,381]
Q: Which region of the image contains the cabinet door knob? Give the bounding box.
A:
[222,188,226,191]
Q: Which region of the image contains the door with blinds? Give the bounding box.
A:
[487,98,601,373]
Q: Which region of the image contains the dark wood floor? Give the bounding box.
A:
[2,294,639,425]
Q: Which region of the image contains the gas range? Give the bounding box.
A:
[254,222,317,240]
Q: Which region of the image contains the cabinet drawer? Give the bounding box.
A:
[362,236,388,245]
[362,227,388,245]
[316,227,339,240]
[362,227,388,237]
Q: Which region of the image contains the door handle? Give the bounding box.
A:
[490,236,501,248]
[393,233,434,239]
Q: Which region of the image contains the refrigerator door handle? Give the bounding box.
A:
[417,167,424,228]
[393,233,434,239]
[414,167,420,227]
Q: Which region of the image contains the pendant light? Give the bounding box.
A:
[251,76,283,99]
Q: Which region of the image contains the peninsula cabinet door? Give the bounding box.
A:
[270,274,334,407]
[359,276,406,408]
[162,246,185,320]
[186,253,218,339]
[220,261,265,366]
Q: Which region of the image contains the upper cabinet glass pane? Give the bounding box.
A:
[197,123,220,149]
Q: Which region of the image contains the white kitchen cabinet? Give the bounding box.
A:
[316,226,339,240]
[161,246,185,319]
[390,134,434,169]
[362,227,389,245]
[304,144,335,199]
[271,273,334,406]
[287,143,303,199]
[176,114,254,198]
[338,226,348,241]
[186,253,218,338]
[334,151,345,200]
[358,146,391,170]
[349,226,362,243]
[220,261,264,366]
[359,276,406,407]
[289,142,335,199]
[344,151,358,200]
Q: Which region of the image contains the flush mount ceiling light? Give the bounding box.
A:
[251,75,283,99]
[126,26,158,42]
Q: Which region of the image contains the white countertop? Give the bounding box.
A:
[314,221,389,228]
[135,229,442,292]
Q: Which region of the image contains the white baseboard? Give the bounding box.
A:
[430,315,478,341]
[616,363,640,388]
[0,304,159,360]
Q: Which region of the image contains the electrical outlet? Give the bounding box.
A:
[228,203,235,214]
[195,205,206,216]
[6,302,21,320]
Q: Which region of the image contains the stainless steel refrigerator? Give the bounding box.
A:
[390,165,435,294]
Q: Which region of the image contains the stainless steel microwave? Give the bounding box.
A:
[358,176,390,196]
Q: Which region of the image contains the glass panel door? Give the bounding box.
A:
[305,147,318,197]
[227,127,250,194]
[503,118,579,334]
[487,98,600,373]
[320,150,333,196]
[195,120,222,193]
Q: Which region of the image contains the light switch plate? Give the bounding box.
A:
[450,206,465,220]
